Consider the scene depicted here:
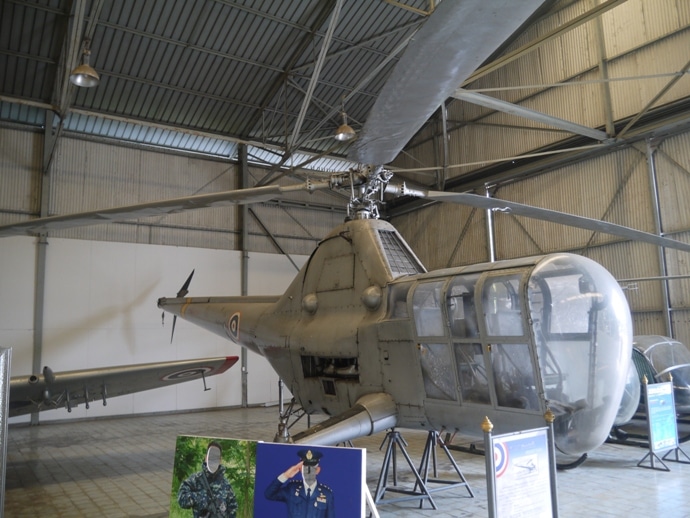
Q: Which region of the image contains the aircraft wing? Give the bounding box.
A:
[8,356,238,418]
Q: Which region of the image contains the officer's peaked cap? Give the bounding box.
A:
[297,449,323,466]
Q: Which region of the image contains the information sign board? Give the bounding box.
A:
[491,427,553,518]
[646,381,678,453]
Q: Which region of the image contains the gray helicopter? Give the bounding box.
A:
[2,0,689,460]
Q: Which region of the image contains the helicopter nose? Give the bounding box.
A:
[550,399,611,456]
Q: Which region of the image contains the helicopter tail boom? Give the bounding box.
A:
[157,295,280,356]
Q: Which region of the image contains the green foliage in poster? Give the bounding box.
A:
[169,436,256,518]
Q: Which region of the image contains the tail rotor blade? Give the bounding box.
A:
[171,270,195,343]
[176,269,195,298]
[170,316,178,345]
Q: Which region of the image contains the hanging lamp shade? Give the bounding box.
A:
[335,110,355,141]
[70,45,100,88]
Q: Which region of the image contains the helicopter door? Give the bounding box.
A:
[446,274,491,405]
[480,273,541,411]
[412,280,458,402]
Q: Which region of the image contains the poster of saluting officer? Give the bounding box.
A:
[254,442,365,518]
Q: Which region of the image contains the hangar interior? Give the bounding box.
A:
[3,0,690,515]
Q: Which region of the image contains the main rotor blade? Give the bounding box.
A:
[349,0,547,165]
[424,190,690,253]
[0,181,331,237]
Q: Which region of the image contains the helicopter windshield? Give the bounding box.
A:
[528,254,632,456]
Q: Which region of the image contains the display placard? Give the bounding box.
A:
[491,427,554,518]
[646,381,678,453]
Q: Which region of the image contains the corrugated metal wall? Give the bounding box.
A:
[393,201,489,268]
[47,136,241,248]
[0,126,341,255]
[655,131,690,346]
[0,127,41,221]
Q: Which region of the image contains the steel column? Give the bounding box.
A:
[239,145,249,407]
[0,348,11,514]
[485,186,496,262]
[646,140,673,336]
[30,111,57,425]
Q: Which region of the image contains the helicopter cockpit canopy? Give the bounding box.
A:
[527,254,632,455]
[634,335,690,413]
[407,253,632,457]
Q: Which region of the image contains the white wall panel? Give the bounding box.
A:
[48,137,239,246]
[0,237,35,380]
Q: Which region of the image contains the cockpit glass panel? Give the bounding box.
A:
[454,343,490,404]
[447,275,480,339]
[527,253,632,456]
[540,274,592,335]
[640,338,690,411]
[412,281,446,337]
[483,275,523,336]
[490,343,539,410]
[419,343,457,401]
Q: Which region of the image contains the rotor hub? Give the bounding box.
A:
[340,166,393,220]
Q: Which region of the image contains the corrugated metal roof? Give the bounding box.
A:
[1,0,436,169]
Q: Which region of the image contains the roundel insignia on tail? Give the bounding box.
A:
[225,312,240,343]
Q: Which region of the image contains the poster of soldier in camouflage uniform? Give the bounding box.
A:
[170,436,256,518]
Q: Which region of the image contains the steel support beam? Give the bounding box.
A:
[289,0,344,149]
[239,145,249,407]
[0,348,10,512]
[646,140,673,336]
[453,88,609,141]
[617,56,690,139]
[30,111,58,426]
[591,0,615,136]
[248,209,300,271]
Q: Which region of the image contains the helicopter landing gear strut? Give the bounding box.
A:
[273,380,308,443]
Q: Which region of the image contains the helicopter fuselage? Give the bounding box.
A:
[159,218,632,457]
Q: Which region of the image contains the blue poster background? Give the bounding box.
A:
[254,442,364,517]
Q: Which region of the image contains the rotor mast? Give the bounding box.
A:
[331,165,422,220]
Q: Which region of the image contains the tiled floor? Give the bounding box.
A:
[5,406,690,517]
